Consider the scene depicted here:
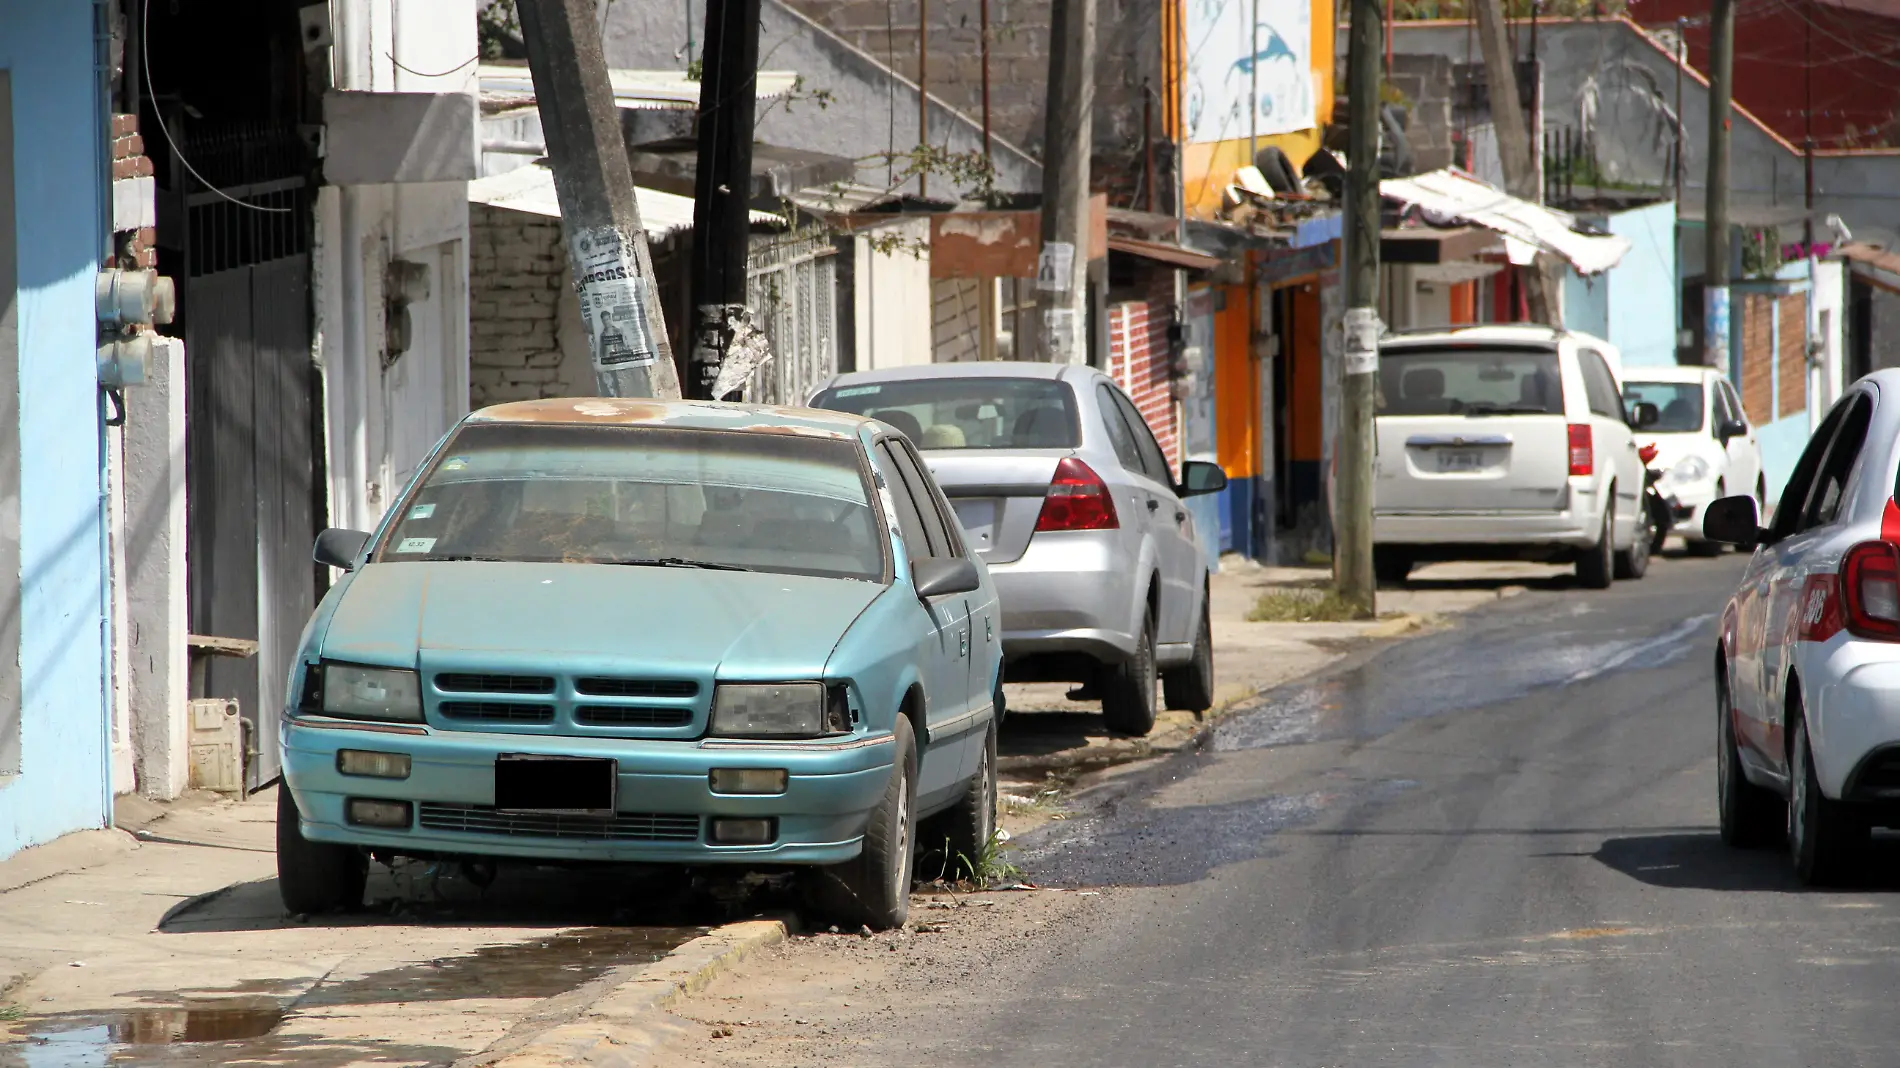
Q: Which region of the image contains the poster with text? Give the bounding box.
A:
[1185,0,1314,144]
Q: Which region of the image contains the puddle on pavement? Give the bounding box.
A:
[2,927,700,1068]
[1213,611,1713,753]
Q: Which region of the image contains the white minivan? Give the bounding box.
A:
[1370,324,1660,588]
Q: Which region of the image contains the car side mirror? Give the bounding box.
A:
[314,527,372,571]
[1628,401,1660,430]
[912,557,981,598]
[1177,460,1228,498]
[1701,495,1764,549]
[1719,419,1749,441]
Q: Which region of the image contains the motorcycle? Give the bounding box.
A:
[1639,442,1677,553]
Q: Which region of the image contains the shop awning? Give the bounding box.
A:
[1381,168,1632,275]
[468,162,779,236]
[1107,236,1224,272]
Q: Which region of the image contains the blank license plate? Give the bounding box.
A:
[495,755,617,814]
[1435,448,1486,473]
[952,499,998,549]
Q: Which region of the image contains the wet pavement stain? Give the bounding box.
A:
[3,928,701,1068]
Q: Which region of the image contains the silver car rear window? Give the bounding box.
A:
[812,377,1080,449]
[1377,345,1564,417]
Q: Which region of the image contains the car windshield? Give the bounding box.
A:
[1376,346,1565,416]
[1623,380,1705,433]
[811,377,1079,449]
[372,423,886,582]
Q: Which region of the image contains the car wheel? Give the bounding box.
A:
[1101,611,1158,736]
[930,716,997,880]
[811,715,916,929]
[275,785,367,915]
[1614,503,1652,579]
[1789,711,1866,886]
[1162,599,1215,713]
[1373,548,1413,586]
[1575,505,1614,590]
[1716,664,1782,849]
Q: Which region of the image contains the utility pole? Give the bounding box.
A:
[1338,0,1382,616]
[1472,0,1557,325]
[686,0,764,400]
[1705,0,1735,373]
[1036,0,1095,364]
[517,0,681,399]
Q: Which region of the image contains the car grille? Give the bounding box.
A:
[574,705,693,727]
[438,701,555,723]
[417,803,701,841]
[574,677,699,698]
[435,673,555,695]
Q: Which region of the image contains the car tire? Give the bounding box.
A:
[811,716,916,930]
[1716,665,1782,849]
[1614,503,1652,579]
[1575,505,1614,590]
[1373,549,1413,586]
[275,785,368,915]
[932,716,998,879]
[1162,599,1215,713]
[1789,711,1866,886]
[1101,611,1159,736]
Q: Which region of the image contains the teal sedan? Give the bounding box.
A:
[276,398,1002,929]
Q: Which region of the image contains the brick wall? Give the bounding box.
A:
[1739,293,1774,424]
[109,114,155,271]
[468,205,593,407]
[1108,295,1181,472]
[1778,292,1808,419]
[780,0,1157,205]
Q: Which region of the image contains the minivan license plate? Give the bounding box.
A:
[1436,448,1485,473]
[495,755,617,814]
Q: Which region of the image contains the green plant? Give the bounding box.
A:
[945,830,1021,887]
[1247,585,1373,622]
[0,1004,24,1022]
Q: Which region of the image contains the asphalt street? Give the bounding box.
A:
[876,552,1900,1067]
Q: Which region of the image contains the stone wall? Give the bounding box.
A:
[467,204,594,406]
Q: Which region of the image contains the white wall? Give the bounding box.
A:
[854,218,935,369]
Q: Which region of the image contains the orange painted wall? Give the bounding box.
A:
[1215,283,1256,478]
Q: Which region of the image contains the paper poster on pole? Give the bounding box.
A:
[1036,242,1076,292]
[575,227,656,371]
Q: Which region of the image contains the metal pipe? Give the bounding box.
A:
[980,0,992,168]
[918,0,928,199]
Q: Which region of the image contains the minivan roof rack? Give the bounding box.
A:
[1379,322,1565,339]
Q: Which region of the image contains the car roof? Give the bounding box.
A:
[822,361,1083,387]
[465,397,875,440]
[1380,323,1606,349]
[1621,365,1716,384]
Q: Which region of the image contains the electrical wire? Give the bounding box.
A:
[388,52,480,79]
[140,0,294,213]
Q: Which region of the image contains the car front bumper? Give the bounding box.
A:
[987,530,1140,664]
[281,717,896,865]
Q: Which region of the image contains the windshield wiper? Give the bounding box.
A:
[426,554,514,562]
[607,557,756,572]
[1461,402,1550,416]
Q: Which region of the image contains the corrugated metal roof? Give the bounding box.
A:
[467,163,779,235]
[478,64,799,111]
[1380,169,1632,276]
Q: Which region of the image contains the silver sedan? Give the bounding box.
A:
[810,362,1226,736]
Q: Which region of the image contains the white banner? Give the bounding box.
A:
[1184,0,1315,144]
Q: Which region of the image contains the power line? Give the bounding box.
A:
[140,0,294,214]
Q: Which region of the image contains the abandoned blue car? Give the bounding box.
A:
[276,398,1002,929]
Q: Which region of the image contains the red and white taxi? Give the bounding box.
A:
[1707,375,1900,884]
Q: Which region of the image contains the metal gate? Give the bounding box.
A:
[744,233,838,405]
[181,156,317,792]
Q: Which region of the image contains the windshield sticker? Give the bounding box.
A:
[395,537,437,554]
[834,386,881,397]
[441,457,468,471]
[408,503,436,520]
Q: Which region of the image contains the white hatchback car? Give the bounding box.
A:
[1621,365,1764,555]
[1371,324,1659,588]
[1706,372,1900,883]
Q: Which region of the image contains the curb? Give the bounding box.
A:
[464,918,787,1067]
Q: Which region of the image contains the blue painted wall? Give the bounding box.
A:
[1565,201,1680,369]
[0,1,113,858]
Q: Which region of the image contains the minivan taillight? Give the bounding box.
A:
[1034,457,1119,532]
[1843,540,1900,641]
[1567,424,1593,477]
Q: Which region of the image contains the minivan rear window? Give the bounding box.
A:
[1377,346,1564,416]
[811,377,1079,449]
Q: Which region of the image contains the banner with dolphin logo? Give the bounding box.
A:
[1184,0,1315,143]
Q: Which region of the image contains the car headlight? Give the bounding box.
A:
[320,664,423,722]
[1664,455,1711,487]
[711,683,849,737]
